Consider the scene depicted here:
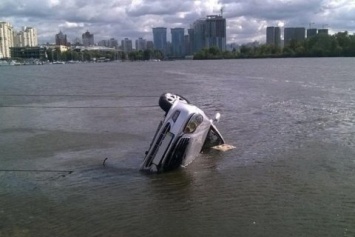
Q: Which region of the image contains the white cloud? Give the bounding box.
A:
[58,22,85,28]
[0,0,354,44]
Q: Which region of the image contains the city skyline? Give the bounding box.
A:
[0,20,345,59]
[0,0,354,45]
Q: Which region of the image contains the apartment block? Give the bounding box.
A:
[0,22,15,58]
[15,27,38,47]
[307,28,318,38]
[318,29,329,35]
[135,37,146,51]
[82,31,94,46]
[189,15,226,54]
[152,27,167,54]
[121,38,133,52]
[171,28,185,57]
[56,31,68,46]
[266,26,281,47]
[284,27,305,46]
[205,15,226,51]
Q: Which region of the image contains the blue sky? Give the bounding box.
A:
[1,0,354,44]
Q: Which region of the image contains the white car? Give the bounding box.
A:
[140,93,225,173]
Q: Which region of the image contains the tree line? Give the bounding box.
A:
[193,31,355,60]
[46,48,164,62]
[46,49,119,62]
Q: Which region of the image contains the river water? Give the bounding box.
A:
[1,58,355,236]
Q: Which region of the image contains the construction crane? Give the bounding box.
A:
[309,22,315,29]
[220,6,224,17]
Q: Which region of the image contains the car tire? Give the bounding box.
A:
[159,93,190,113]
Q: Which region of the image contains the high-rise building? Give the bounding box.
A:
[24,27,37,46]
[146,40,154,50]
[318,29,329,35]
[135,37,146,51]
[266,26,281,47]
[98,38,118,48]
[152,27,167,54]
[171,28,185,57]
[0,21,15,58]
[73,37,81,46]
[307,28,318,38]
[82,31,94,46]
[56,31,67,46]
[192,19,206,53]
[166,41,172,56]
[184,35,190,56]
[98,40,108,47]
[189,15,226,54]
[15,27,38,47]
[284,27,305,46]
[121,38,133,52]
[205,15,226,51]
[109,38,118,48]
[187,28,194,55]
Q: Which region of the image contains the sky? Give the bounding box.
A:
[1,0,355,45]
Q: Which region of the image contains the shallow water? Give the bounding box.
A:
[1,58,355,236]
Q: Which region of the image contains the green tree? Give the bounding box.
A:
[282,47,295,57]
[143,49,151,60]
[239,45,253,57]
[152,50,164,60]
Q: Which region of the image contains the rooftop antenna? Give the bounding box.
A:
[220,6,224,17]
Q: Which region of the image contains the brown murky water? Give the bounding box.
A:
[1,58,355,236]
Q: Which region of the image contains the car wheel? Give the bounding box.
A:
[176,94,190,104]
[159,93,190,112]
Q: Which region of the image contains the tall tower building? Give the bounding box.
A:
[318,29,329,35]
[187,28,194,55]
[15,27,38,47]
[205,15,226,51]
[98,40,108,47]
[0,22,14,58]
[146,41,154,50]
[190,15,226,54]
[275,27,281,47]
[171,28,185,57]
[121,38,133,52]
[23,27,37,46]
[82,31,94,46]
[284,27,305,46]
[135,37,146,51]
[152,27,167,54]
[56,31,68,45]
[109,38,118,48]
[266,26,281,47]
[192,19,206,53]
[184,35,190,56]
[307,28,317,38]
[72,37,81,46]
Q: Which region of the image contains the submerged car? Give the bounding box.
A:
[140,93,225,173]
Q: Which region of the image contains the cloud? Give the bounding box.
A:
[58,22,85,29]
[126,1,191,17]
[0,0,354,45]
